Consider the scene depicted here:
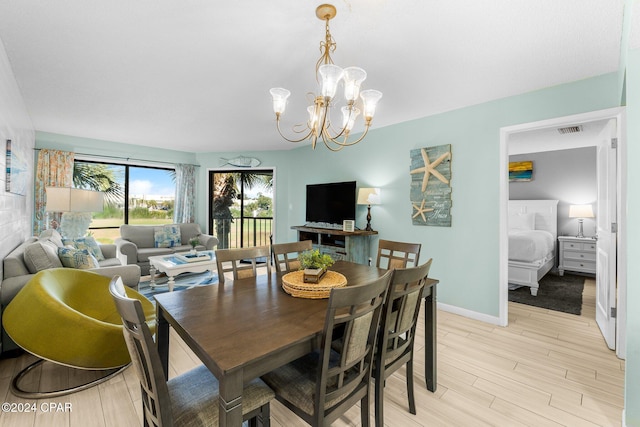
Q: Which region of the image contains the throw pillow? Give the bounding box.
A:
[58,247,100,269]
[24,241,64,273]
[38,229,64,248]
[154,225,181,248]
[71,236,105,261]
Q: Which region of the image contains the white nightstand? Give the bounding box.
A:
[557,236,596,276]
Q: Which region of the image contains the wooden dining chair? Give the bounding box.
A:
[376,239,422,269]
[261,269,393,427]
[271,240,313,273]
[215,245,271,284]
[373,259,433,427]
[109,276,274,427]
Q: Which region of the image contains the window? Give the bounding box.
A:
[74,160,176,243]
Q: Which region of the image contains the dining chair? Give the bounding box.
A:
[376,239,422,269]
[109,276,274,427]
[271,240,313,273]
[373,259,433,427]
[215,245,271,284]
[261,269,393,427]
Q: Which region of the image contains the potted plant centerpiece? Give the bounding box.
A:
[188,236,199,254]
[300,249,334,283]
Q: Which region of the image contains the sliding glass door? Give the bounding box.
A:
[209,169,274,249]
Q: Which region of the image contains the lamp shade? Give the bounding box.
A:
[45,187,104,212]
[568,204,594,219]
[357,188,381,205]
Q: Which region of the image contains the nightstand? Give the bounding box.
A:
[557,236,596,276]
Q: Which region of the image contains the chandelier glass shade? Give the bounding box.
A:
[270,4,382,151]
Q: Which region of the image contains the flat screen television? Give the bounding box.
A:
[305,181,356,226]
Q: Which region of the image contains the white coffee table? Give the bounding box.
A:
[148,250,216,292]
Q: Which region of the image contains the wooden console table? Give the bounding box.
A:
[291,225,378,265]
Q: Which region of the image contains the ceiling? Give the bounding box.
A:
[0,1,624,153]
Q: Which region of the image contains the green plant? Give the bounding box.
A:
[189,236,200,248]
[299,249,334,270]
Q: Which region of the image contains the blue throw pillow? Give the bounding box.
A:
[58,247,100,269]
[154,225,182,248]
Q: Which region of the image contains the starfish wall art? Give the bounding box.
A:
[409,144,452,226]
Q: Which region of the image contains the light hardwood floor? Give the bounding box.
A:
[0,278,624,426]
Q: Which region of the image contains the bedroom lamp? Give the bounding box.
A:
[45,187,104,239]
[568,204,594,238]
[357,187,381,231]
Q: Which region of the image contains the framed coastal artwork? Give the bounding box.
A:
[409,144,452,227]
[5,139,28,195]
[509,160,533,182]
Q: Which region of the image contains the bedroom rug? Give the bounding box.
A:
[508,273,585,315]
[138,271,218,302]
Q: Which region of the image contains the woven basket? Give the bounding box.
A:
[281,270,347,299]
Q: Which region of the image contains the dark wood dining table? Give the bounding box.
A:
[154,260,439,427]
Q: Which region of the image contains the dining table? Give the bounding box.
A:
[154,260,439,427]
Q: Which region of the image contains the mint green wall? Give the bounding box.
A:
[281,73,619,317]
[33,70,633,419]
[624,23,640,427]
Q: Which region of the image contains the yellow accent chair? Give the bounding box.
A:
[2,268,155,398]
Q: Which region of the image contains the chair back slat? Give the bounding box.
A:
[315,269,392,422]
[376,239,421,270]
[272,240,313,273]
[215,245,271,284]
[109,277,172,427]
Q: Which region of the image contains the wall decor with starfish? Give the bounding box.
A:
[409,144,452,226]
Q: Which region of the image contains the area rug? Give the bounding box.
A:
[508,273,585,315]
[139,271,218,301]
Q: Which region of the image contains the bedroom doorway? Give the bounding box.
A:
[499,107,626,359]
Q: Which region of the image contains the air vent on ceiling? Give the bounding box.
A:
[557,125,583,134]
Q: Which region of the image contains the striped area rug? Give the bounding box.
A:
[138,271,218,301]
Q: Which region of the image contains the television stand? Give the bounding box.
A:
[291,226,378,265]
[304,222,344,230]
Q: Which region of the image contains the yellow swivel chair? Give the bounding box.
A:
[2,268,155,398]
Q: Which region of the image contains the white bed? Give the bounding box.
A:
[508,200,559,296]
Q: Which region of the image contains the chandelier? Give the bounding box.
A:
[269,4,382,151]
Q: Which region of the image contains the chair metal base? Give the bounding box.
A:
[10,358,128,399]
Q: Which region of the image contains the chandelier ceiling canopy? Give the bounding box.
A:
[269,4,382,151]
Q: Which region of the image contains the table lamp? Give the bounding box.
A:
[357,187,381,231]
[568,204,594,238]
[45,187,105,239]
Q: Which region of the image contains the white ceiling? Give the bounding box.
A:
[0,1,624,153]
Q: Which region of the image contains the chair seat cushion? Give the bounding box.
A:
[261,349,351,416]
[169,365,274,426]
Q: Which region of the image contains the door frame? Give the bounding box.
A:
[498,107,627,358]
[206,167,277,248]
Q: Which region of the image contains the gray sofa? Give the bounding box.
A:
[115,223,218,275]
[1,230,141,354]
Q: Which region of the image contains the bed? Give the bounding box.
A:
[508,200,559,296]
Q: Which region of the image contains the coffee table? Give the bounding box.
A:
[148,250,216,291]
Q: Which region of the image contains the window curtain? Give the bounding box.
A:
[173,164,196,224]
[33,149,75,235]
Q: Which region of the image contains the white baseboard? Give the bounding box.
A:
[437,302,503,326]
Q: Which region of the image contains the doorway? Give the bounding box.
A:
[208,169,274,249]
[499,107,626,359]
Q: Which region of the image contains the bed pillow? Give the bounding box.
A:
[509,213,535,231]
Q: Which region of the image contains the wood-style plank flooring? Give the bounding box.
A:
[0,278,624,426]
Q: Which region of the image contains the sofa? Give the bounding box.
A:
[1,229,141,354]
[115,223,218,276]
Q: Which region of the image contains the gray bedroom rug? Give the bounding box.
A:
[508,273,585,315]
